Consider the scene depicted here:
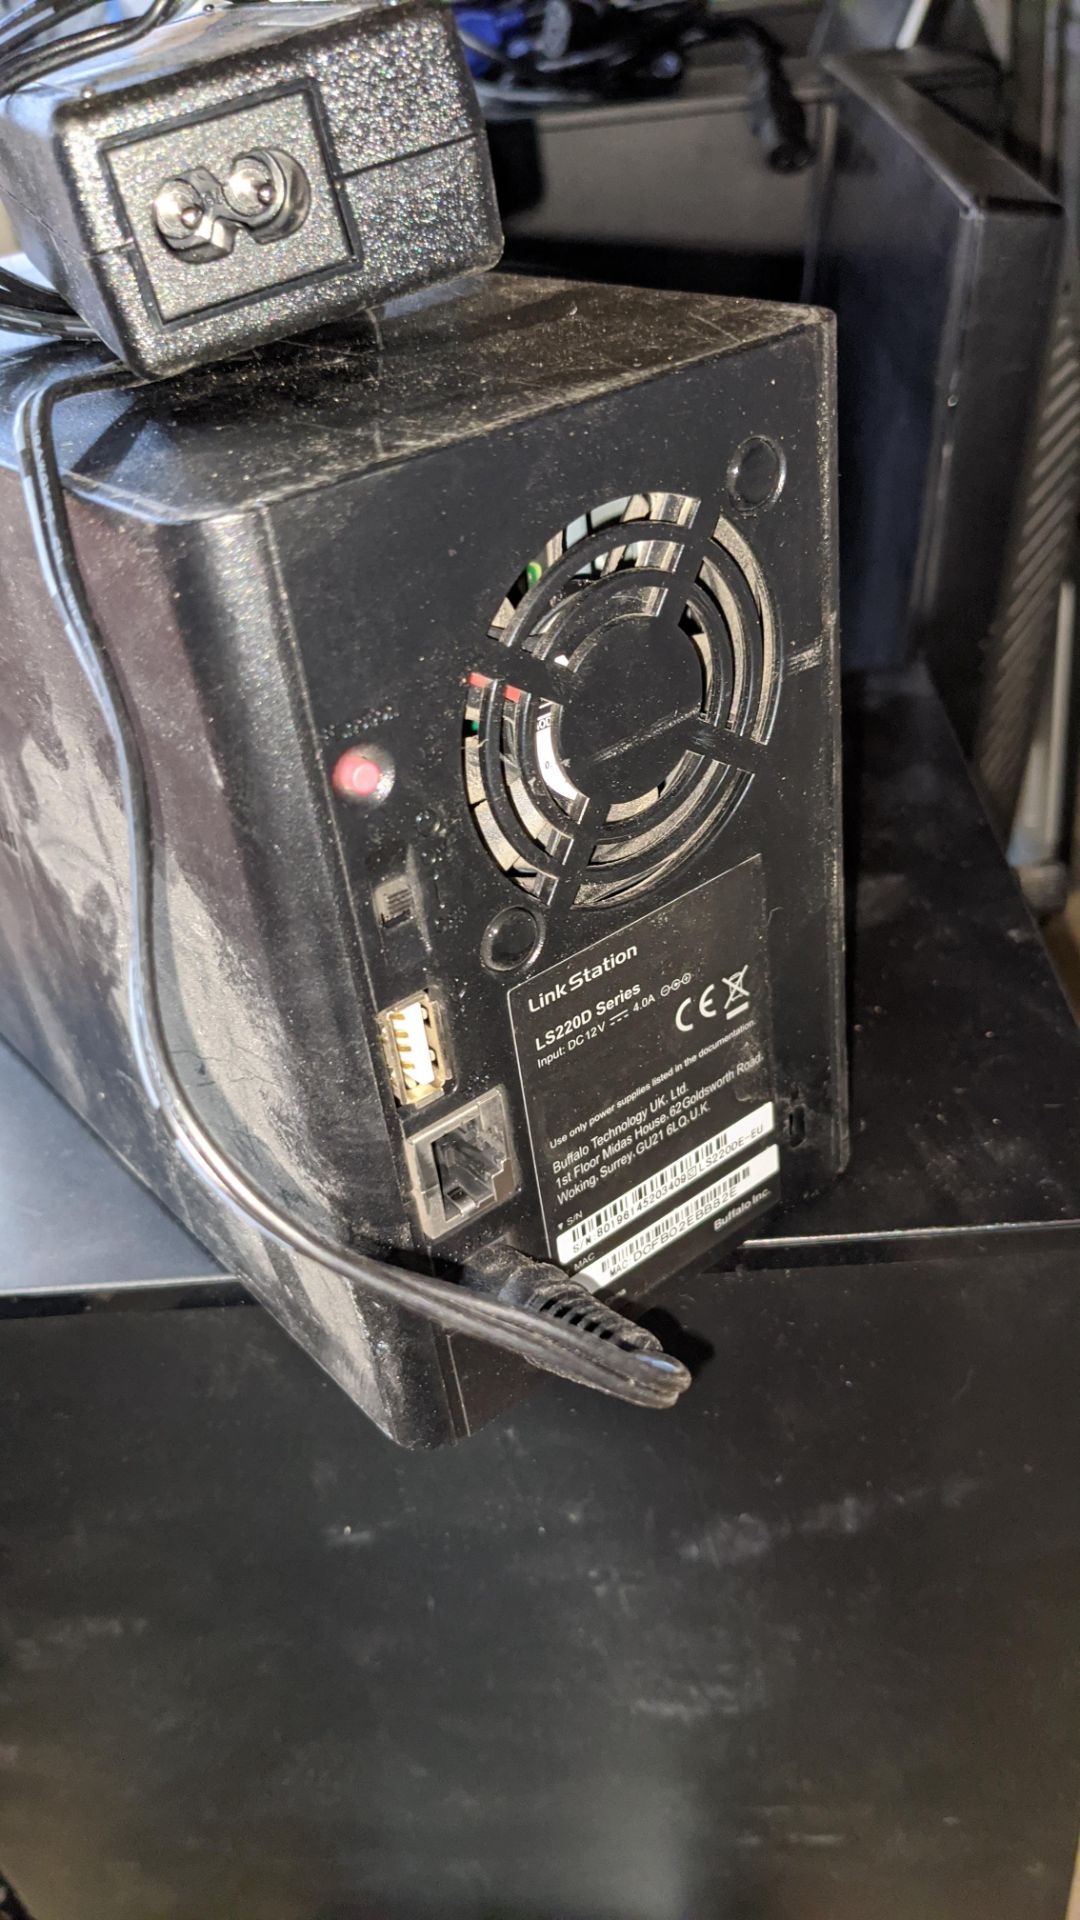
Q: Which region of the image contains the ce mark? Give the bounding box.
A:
[675,984,718,1033]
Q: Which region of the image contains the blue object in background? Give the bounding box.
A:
[454,4,526,76]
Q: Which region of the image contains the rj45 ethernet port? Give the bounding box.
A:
[404,1089,519,1240]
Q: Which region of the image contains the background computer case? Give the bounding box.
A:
[808,54,1068,701]
[489,46,1001,301]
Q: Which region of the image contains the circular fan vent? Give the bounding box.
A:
[463,493,780,910]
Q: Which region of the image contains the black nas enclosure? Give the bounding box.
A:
[0,276,846,1445]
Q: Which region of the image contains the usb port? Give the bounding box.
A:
[379,994,449,1107]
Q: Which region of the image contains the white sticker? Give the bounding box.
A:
[556,1101,775,1265]
[579,1143,780,1289]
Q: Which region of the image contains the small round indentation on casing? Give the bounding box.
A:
[728,436,786,512]
[481,905,544,974]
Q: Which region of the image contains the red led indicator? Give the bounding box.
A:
[333,747,385,800]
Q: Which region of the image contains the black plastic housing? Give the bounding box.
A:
[0,1,502,374]
[808,55,1067,690]
[0,275,846,1445]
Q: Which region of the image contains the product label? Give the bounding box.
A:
[510,857,778,1292]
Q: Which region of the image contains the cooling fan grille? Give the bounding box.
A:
[463,492,781,909]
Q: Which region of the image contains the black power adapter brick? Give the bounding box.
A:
[0,0,503,373]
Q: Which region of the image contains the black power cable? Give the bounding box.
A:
[0,0,693,1408]
[467,0,812,171]
[0,1866,36,1920]
[13,362,692,1410]
[1,0,181,90]
[0,0,187,335]
[0,262,92,337]
[708,15,812,173]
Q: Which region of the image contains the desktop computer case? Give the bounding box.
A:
[0,276,846,1444]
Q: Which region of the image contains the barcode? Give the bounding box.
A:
[556,1101,774,1265]
[579,1144,780,1289]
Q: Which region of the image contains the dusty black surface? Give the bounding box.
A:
[1,1242,1079,1920]
[749,665,1080,1250]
